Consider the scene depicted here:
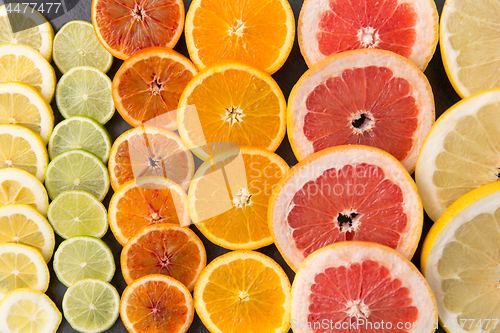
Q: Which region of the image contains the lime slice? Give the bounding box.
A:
[0,288,62,333]
[53,20,113,74]
[0,43,56,102]
[44,149,110,201]
[0,82,54,144]
[48,116,111,162]
[53,236,115,287]
[0,3,54,61]
[55,66,115,125]
[0,204,55,262]
[48,190,108,239]
[62,279,119,333]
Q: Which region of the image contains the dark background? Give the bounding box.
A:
[39,0,461,331]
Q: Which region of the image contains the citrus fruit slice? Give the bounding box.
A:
[185,0,295,74]
[270,145,422,272]
[53,236,114,287]
[48,190,107,239]
[0,3,53,61]
[194,251,291,333]
[0,243,49,300]
[440,0,500,97]
[92,0,184,60]
[45,149,110,201]
[0,43,55,102]
[422,182,500,332]
[291,241,437,333]
[112,47,197,129]
[288,49,434,173]
[0,124,48,181]
[121,223,206,290]
[298,0,439,70]
[120,274,194,333]
[177,61,287,161]
[0,289,62,333]
[109,176,190,246]
[48,116,112,163]
[0,82,54,144]
[189,146,288,250]
[415,88,500,222]
[0,204,55,262]
[108,126,194,191]
[62,279,120,333]
[55,66,115,125]
[0,168,48,215]
[52,20,113,74]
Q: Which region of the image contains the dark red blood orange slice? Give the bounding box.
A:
[288,49,434,173]
[298,0,439,70]
[92,0,185,60]
[291,242,437,333]
[269,145,422,271]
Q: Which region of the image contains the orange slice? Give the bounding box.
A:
[112,47,198,129]
[177,61,287,161]
[109,177,190,246]
[92,0,184,60]
[121,223,206,291]
[188,146,288,250]
[185,0,295,74]
[288,49,435,173]
[269,145,423,272]
[108,126,194,191]
[291,242,437,332]
[298,0,439,70]
[194,251,291,333]
[120,274,194,333]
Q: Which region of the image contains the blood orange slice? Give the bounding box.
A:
[269,145,422,272]
[298,0,439,70]
[291,241,437,333]
[288,49,434,173]
[121,223,206,291]
[92,0,184,60]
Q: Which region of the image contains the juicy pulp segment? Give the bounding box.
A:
[0,180,37,208]
[0,92,42,134]
[0,54,43,90]
[0,133,38,175]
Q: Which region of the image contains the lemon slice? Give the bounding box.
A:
[0,288,62,333]
[0,4,54,61]
[0,167,48,216]
[0,124,48,181]
[0,43,55,102]
[0,204,54,262]
[422,181,500,332]
[0,82,54,144]
[0,243,49,300]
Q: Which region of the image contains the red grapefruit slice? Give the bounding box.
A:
[298,0,439,70]
[269,145,422,272]
[291,241,437,333]
[288,49,434,173]
[92,0,184,60]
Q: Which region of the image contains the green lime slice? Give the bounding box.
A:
[62,278,119,333]
[48,116,112,162]
[53,236,115,287]
[52,20,112,74]
[44,149,110,201]
[55,66,115,124]
[47,190,108,239]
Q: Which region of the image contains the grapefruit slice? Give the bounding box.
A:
[109,177,190,246]
[108,126,194,191]
[121,223,206,291]
[112,47,198,129]
[91,0,184,60]
[288,49,434,173]
[298,0,439,70]
[291,241,437,333]
[269,145,422,272]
